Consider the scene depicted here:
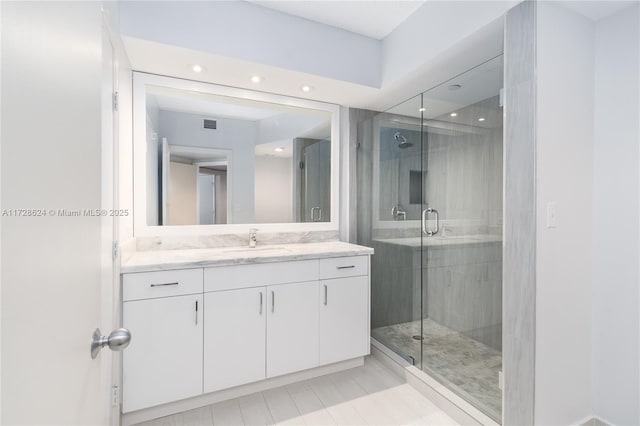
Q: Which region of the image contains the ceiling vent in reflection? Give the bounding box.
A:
[203,119,217,130]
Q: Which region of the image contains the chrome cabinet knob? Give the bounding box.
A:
[91,328,131,359]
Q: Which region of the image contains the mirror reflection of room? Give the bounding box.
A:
[145,85,332,226]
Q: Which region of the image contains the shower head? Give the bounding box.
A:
[394,132,413,149]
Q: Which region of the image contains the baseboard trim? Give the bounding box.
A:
[122,357,364,426]
[370,338,499,426]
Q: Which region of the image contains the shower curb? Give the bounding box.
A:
[370,338,499,426]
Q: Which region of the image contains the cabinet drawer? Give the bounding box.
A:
[204,260,319,292]
[123,269,203,301]
[319,256,368,280]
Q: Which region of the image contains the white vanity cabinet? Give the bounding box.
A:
[202,260,320,390]
[122,269,204,413]
[203,286,266,393]
[121,248,371,418]
[266,280,320,377]
[319,256,370,365]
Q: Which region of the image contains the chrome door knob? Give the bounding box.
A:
[91,328,131,359]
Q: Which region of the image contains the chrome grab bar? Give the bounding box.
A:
[422,208,439,236]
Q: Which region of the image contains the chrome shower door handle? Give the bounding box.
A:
[430,208,439,235]
[422,208,428,235]
[422,208,440,236]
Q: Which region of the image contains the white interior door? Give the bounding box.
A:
[1,3,117,424]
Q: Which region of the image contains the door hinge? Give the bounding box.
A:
[499,88,505,108]
[299,161,305,169]
[112,241,119,260]
[112,91,119,112]
[111,385,119,406]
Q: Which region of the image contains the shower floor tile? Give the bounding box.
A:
[372,319,502,422]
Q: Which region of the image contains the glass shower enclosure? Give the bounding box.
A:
[358,56,504,422]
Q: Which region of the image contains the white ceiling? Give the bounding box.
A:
[148,89,280,121]
[558,0,636,21]
[388,55,503,120]
[246,0,425,40]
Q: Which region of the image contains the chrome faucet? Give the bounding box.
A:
[249,228,258,248]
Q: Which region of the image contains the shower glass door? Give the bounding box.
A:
[419,57,503,422]
[363,56,503,422]
[365,94,426,366]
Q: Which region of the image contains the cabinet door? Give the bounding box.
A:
[319,276,369,365]
[123,294,203,412]
[267,281,319,378]
[204,287,266,393]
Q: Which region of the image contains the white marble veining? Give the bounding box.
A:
[135,230,340,252]
[122,241,373,273]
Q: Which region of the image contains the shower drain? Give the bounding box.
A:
[412,335,424,340]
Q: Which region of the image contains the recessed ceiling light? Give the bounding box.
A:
[274,147,285,152]
[450,112,458,117]
[192,64,204,73]
[251,75,262,83]
[419,107,426,112]
[301,85,312,92]
[448,84,461,91]
[478,117,486,122]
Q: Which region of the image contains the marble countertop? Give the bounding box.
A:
[372,234,502,249]
[121,241,374,273]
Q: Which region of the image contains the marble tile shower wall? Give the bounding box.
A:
[370,240,502,351]
[373,97,503,240]
[426,243,502,350]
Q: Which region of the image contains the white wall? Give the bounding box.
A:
[254,156,293,223]
[119,1,381,88]
[535,2,594,424]
[592,4,640,425]
[159,111,256,223]
[381,1,517,86]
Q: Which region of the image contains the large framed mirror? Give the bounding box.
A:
[133,73,340,236]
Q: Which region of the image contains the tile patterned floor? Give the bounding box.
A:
[134,356,459,426]
[372,319,502,422]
